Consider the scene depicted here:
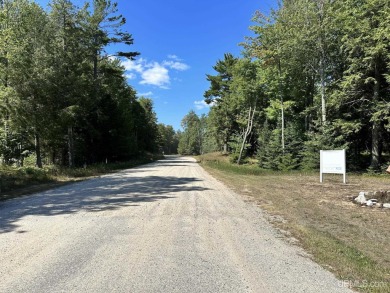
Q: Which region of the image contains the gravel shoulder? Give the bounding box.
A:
[0,156,354,293]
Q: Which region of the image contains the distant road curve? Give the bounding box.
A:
[0,156,353,293]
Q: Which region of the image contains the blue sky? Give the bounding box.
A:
[36,0,277,130]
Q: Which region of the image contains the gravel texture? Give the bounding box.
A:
[0,156,354,293]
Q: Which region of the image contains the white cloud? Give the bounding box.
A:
[121,55,189,89]
[125,73,137,80]
[163,60,190,71]
[167,54,181,61]
[138,91,153,97]
[122,59,144,73]
[140,62,170,88]
[194,100,213,110]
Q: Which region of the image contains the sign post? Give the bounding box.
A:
[320,149,346,184]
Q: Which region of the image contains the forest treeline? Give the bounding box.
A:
[179,0,390,172]
[0,0,178,168]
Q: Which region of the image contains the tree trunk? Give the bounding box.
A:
[3,48,10,164]
[369,62,381,170]
[18,143,23,167]
[51,150,56,165]
[3,115,9,164]
[223,141,228,154]
[317,0,327,125]
[320,58,326,124]
[281,95,285,152]
[370,121,380,170]
[237,105,256,165]
[68,126,75,167]
[223,100,229,154]
[198,129,203,155]
[93,48,98,81]
[278,59,285,152]
[35,132,43,168]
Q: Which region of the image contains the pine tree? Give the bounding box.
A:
[204,53,239,153]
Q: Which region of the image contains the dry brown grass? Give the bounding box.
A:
[197,153,390,293]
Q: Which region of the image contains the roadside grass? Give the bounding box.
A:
[197,152,390,293]
[0,153,163,201]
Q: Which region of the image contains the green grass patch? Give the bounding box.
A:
[197,152,317,177]
[0,165,54,193]
[296,227,390,293]
[202,160,269,176]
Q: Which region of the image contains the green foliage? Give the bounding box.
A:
[136,97,160,154]
[178,110,202,155]
[0,0,165,168]
[190,0,390,173]
[228,133,249,164]
[257,121,302,171]
[200,121,219,154]
[0,153,161,196]
[200,157,270,176]
[204,53,239,152]
[158,123,179,154]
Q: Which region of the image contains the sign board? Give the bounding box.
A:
[320,150,346,183]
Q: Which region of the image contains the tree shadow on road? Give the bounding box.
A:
[157,160,197,164]
[0,174,209,234]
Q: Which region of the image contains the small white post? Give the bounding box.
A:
[320,150,323,183]
[343,149,346,184]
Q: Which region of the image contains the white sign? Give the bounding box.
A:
[320,150,346,183]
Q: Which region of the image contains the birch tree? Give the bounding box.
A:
[231,59,264,164]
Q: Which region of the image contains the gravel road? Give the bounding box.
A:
[0,156,354,293]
